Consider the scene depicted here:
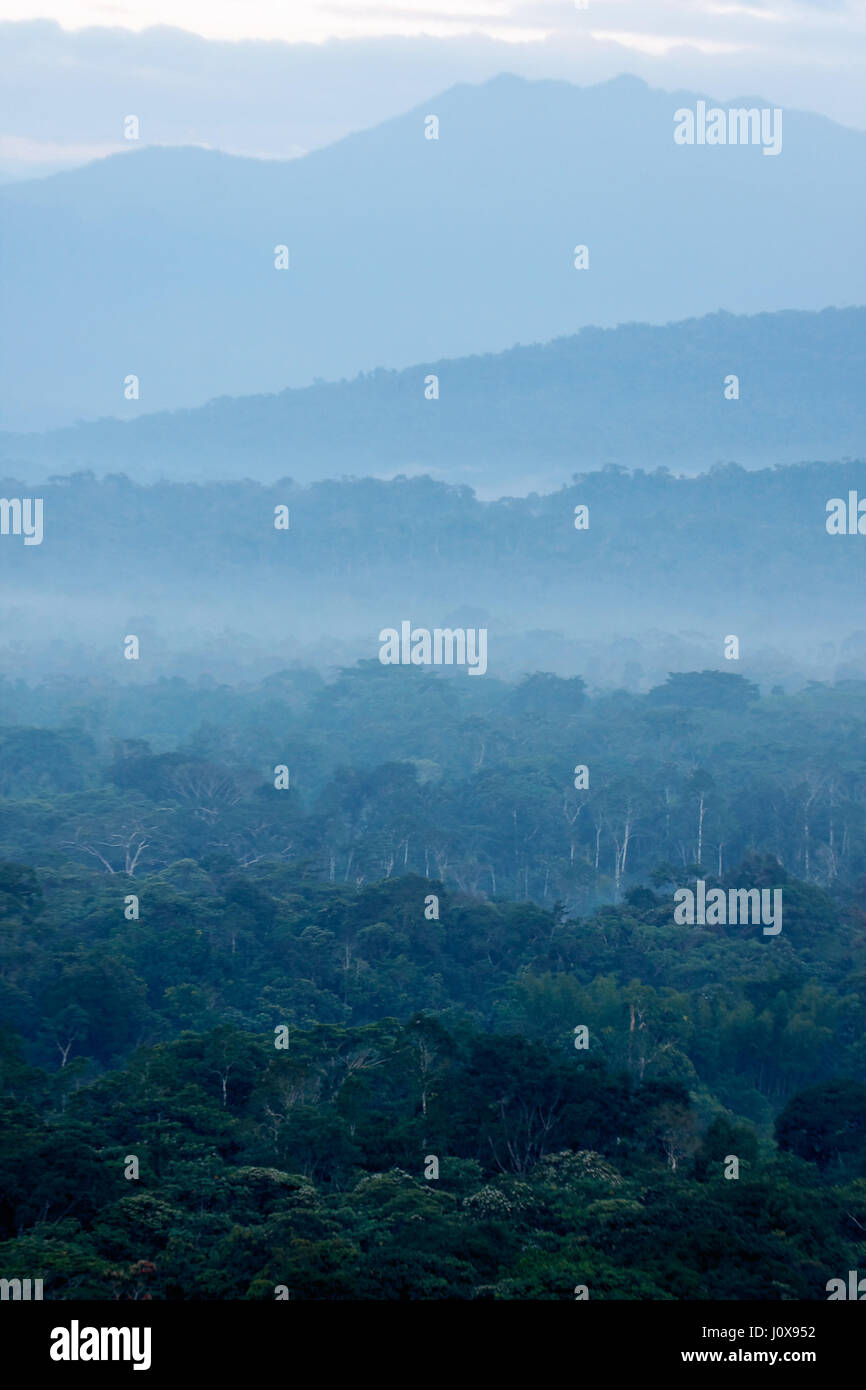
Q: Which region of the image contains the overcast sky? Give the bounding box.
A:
[1,1,864,179]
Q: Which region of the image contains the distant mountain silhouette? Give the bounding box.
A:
[2,73,865,431]
[1,307,863,490]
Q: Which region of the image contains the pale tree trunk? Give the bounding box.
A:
[697,793,705,868]
[804,805,810,877]
[218,1067,232,1107]
[627,1002,646,1080]
[613,808,632,901]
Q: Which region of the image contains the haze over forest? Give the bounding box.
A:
[0,461,864,685]
[2,26,866,1309]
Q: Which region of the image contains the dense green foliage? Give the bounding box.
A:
[2,1014,864,1300]
[1,669,866,1298]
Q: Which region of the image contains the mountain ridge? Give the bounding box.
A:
[2,305,863,493]
[3,73,864,432]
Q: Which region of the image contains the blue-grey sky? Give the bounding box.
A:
[1,2,864,180]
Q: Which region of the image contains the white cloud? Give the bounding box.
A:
[588,29,746,56]
[0,133,126,164]
[0,1,863,186]
[0,0,858,44]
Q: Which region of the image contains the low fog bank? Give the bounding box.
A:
[0,461,862,687]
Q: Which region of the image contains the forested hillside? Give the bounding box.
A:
[0,668,865,902]
[1,668,866,1298]
[4,0,866,1336]
[3,308,864,486]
